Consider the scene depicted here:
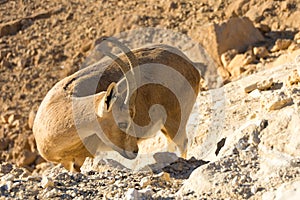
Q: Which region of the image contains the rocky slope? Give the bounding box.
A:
[1,0,300,199]
[1,50,299,199]
[180,50,300,199]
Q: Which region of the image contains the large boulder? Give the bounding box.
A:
[189,17,264,66]
[179,48,300,199]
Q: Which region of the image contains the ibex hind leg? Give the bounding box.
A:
[61,151,91,172]
[161,127,188,159]
[174,132,188,159]
[61,161,77,172]
[62,160,83,172]
[161,130,177,153]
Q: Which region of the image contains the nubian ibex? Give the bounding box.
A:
[33,37,201,171]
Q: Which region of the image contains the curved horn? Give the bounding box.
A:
[97,36,140,105]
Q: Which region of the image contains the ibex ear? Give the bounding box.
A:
[105,82,117,112]
[95,82,117,117]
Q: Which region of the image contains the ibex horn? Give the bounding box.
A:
[96,36,140,105]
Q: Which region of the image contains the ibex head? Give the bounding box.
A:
[93,36,140,159]
[93,82,139,159]
[33,37,141,169]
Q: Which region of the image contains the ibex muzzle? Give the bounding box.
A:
[33,37,201,171]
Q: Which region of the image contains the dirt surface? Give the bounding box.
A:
[0,0,300,199]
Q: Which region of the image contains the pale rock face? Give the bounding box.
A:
[265,49,300,69]
[180,51,300,199]
[262,181,300,200]
[2,0,300,199]
[285,112,300,156]
[260,91,293,111]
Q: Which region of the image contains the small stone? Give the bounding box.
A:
[290,158,300,167]
[220,49,238,68]
[153,152,178,163]
[156,172,170,182]
[28,109,36,129]
[231,176,239,186]
[0,138,9,150]
[139,187,154,197]
[11,119,20,128]
[0,163,13,174]
[7,114,14,125]
[288,42,300,51]
[253,46,269,58]
[17,58,27,68]
[17,149,37,166]
[43,188,59,198]
[81,42,92,53]
[243,51,256,66]
[257,24,271,33]
[0,115,8,123]
[271,39,293,52]
[41,176,54,188]
[266,95,293,111]
[287,69,300,86]
[257,78,273,91]
[0,49,8,60]
[249,131,260,146]
[217,66,230,81]
[294,32,300,43]
[240,175,247,183]
[244,82,258,93]
[249,89,261,98]
[0,59,11,68]
[246,146,258,159]
[227,53,255,77]
[125,188,139,200]
[1,174,14,182]
[248,113,257,120]
[169,2,178,10]
[236,138,248,150]
[259,119,268,130]
[139,177,151,188]
[3,181,13,191]
[87,27,97,37]
[250,185,257,194]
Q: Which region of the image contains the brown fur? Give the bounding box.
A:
[33,44,201,171]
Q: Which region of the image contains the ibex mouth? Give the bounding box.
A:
[121,149,138,160]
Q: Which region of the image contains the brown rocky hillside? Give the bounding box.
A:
[0,0,300,199]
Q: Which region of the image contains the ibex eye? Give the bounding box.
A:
[118,122,128,129]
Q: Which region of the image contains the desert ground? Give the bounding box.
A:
[1,0,300,199]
